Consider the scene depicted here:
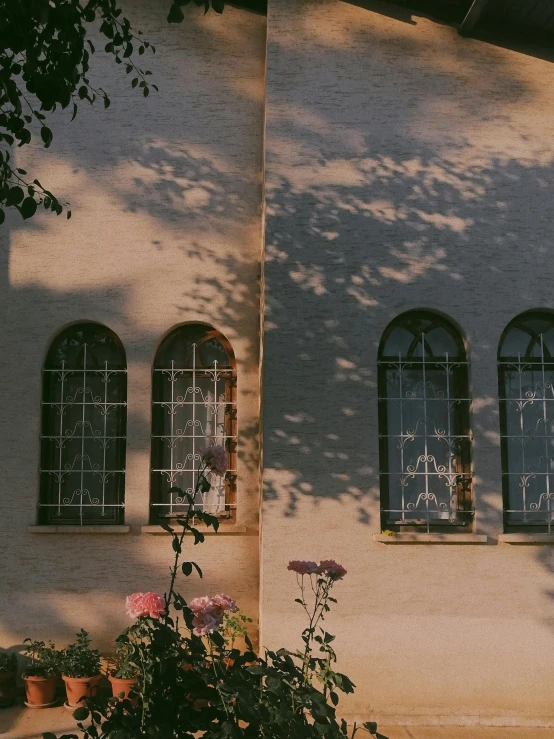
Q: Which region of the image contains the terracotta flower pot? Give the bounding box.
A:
[62,674,101,708]
[23,675,58,708]
[108,675,139,706]
[0,671,16,707]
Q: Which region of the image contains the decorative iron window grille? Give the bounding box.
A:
[150,324,237,522]
[499,311,554,532]
[39,323,127,525]
[378,312,473,532]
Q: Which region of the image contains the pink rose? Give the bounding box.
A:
[188,593,238,636]
[126,592,146,619]
[126,592,166,619]
[189,595,213,615]
[211,593,237,614]
[192,611,218,637]
[201,445,228,476]
[141,592,166,618]
[317,560,347,580]
[287,560,319,576]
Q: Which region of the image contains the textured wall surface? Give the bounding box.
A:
[0,1,265,651]
[262,0,554,724]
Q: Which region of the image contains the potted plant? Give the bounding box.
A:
[108,640,139,706]
[61,630,101,709]
[0,652,17,708]
[21,639,60,708]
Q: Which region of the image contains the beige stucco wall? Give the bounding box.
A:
[262,0,554,725]
[0,1,265,651]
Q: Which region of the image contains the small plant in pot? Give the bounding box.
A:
[61,630,101,710]
[21,639,60,708]
[108,639,140,706]
[0,652,17,708]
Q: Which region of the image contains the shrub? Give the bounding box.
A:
[61,631,101,679]
[45,445,378,739]
[22,639,59,679]
[110,640,140,680]
[0,652,17,674]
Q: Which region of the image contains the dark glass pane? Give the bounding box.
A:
[45,324,126,370]
[150,324,235,521]
[499,312,554,359]
[379,312,471,530]
[381,313,464,360]
[39,323,126,525]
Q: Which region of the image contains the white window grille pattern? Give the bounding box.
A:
[379,330,472,532]
[151,342,236,518]
[40,331,127,525]
[500,331,554,531]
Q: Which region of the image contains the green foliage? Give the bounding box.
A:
[0,651,17,673]
[221,607,253,649]
[110,638,140,680]
[61,630,101,678]
[22,639,60,678]
[44,468,378,739]
[0,0,159,221]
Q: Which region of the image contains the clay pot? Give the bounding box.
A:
[0,671,16,707]
[23,675,58,708]
[62,674,101,708]
[108,675,139,706]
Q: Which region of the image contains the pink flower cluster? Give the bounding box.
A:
[126,592,166,619]
[201,444,228,477]
[189,593,237,637]
[288,559,347,580]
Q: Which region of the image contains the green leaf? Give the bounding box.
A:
[182,561,193,576]
[212,0,225,12]
[160,522,174,534]
[40,127,53,147]
[172,537,182,554]
[78,86,88,100]
[0,209,4,225]
[167,3,185,22]
[103,96,110,109]
[42,734,60,739]
[72,707,89,721]
[71,104,78,121]
[6,187,24,206]
[131,78,139,88]
[20,197,37,220]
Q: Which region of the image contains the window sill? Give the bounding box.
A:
[141,524,248,536]
[373,533,488,544]
[499,533,554,545]
[28,525,131,534]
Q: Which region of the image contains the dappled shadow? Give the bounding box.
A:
[259,0,554,721]
[261,1,554,529]
[0,4,265,735]
[3,0,554,729]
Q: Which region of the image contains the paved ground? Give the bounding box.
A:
[2,705,554,739]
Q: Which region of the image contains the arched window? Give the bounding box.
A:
[150,324,237,522]
[39,323,127,525]
[499,311,554,532]
[378,311,472,532]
